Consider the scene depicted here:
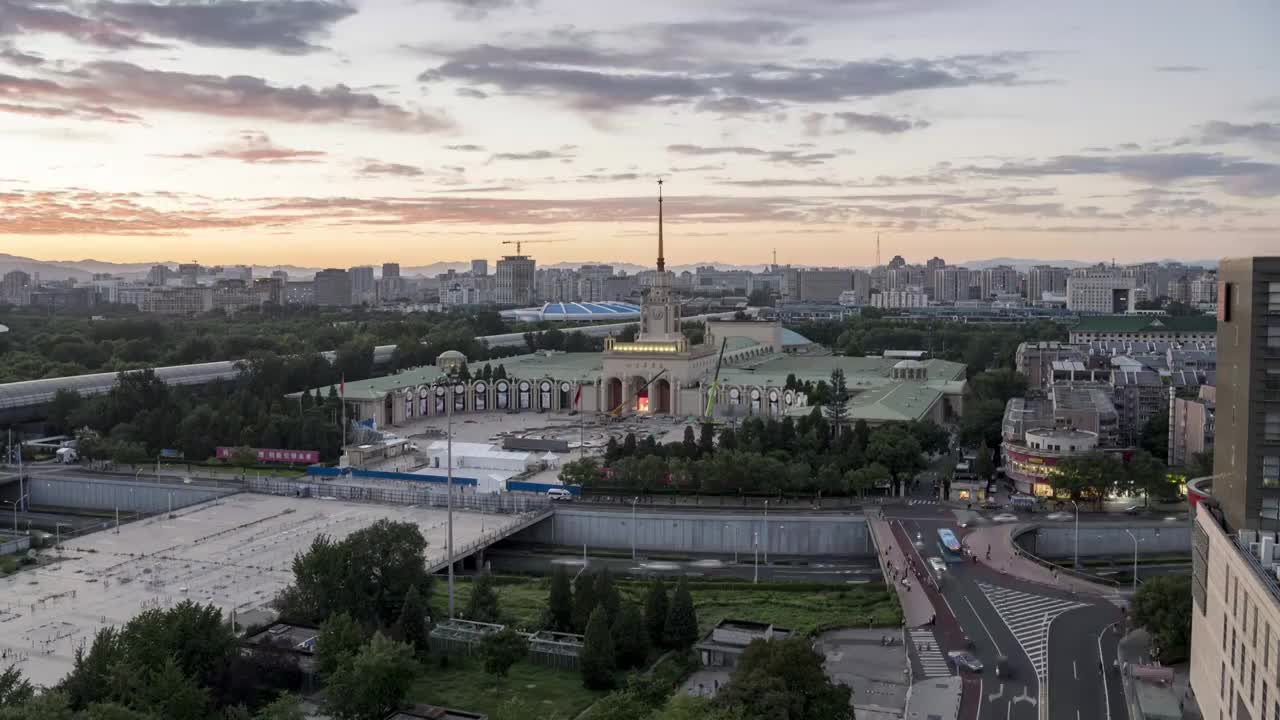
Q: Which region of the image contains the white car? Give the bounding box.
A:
[928,557,947,574]
[546,488,574,502]
[1046,512,1073,521]
[992,513,1019,523]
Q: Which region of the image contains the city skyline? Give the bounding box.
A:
[3,0,1279,266]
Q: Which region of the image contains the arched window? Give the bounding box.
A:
[474,382,487,411]
[518,381,532,409]
[496,381,510,409]
[454,383,467,412]
[434,385,446,414]
[750,387,762,414]
[404,391,414,419]
[540,381,553,410]
[768,389,780,415]
[729,387,741,405]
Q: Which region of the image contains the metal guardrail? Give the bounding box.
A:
[1010,524,1122,588]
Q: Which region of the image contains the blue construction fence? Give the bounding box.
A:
[305,467,580,495]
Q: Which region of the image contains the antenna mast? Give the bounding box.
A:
[656,179,665,273]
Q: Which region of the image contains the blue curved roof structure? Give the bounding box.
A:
[539,302,641,321]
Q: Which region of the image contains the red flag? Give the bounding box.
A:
[573,384,582,408]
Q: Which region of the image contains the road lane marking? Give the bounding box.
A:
[977,582,1087,682]
[988,683,1004,702]
[962,594,1004,657]
[908,628,952,678]
[1013,686,1037,705]
[1073,660,1077,679]
[1098,621,1119,720]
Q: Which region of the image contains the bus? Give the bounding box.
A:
[937,528,963,557]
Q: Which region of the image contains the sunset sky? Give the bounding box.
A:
[2,0,1278,268]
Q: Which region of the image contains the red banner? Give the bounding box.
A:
[216,447,319,464]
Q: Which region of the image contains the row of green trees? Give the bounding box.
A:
[1052,449,1179,505]
[0,304,520,383]
[565,413,948,496]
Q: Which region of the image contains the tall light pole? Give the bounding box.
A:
[1123,529,1139,593]
[2,495,26,533]
[1070,500,1080,569]
[446,382,455,619]
[631,496,639,560]
[753,531,759,584]
[763,500,769,565]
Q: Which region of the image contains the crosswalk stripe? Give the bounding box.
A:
[977,582,1087,682]
[908,628,953,678]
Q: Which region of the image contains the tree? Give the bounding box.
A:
[547,566,574,632]
[466,569,501,624]
[228,446,258,468]
[717,636,853,720]
[253,695,305,720]
[593,569,621,626]
[325,633,419,720]
[1189,450,1214,479]
[134,657,208,720]
[698,422,716,456]
[663,577,698,651]
[559,457,600,488]
[1138,407,1170,463]
[852,419,870,454]
[572,572,598,633]
[580,608,617,691]
[480,628,528,679]
[845,463,890,497]
[1127,450,1173,504]
[866,427,924,494]
[642,578,669,649]
[973,442,995,481]
[1054,451,1124,506]
[315,612,369,679]
[682,425,698,457]
[611,603,649,670]
[823,369,849,429]
[746,289,774,308]
[0,666,33,708]
[392,585,430,656]
[1132,575,1193,663]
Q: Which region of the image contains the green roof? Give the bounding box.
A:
[715,355,965,386]
[1071,315,1216,333]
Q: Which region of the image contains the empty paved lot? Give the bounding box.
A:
[0,493,532,687]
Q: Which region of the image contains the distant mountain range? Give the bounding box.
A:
[0,253,1218,283]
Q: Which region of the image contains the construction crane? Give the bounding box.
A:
[703,337,729,418]
[501,239,564,255]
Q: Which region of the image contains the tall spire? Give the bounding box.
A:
[656,179,665,273]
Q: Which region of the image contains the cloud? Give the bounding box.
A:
[0,188,298,235]
[0,45,44,66]
[964,152,1280,196]
[456,87,488,99]
[446,144,486,151]
[715,177,846,188]
[805,110,930,135]
[161,131,326,164]
[419,29,1025,114]
[1199,121,1280,147]
[0,100,141,123]
[358,160,426,177]
[0,61,452,132]
[424,0,536,20]
[489,145,577,161]
[667,143,836,166]
[1154,65,1206,73]
[0,0,354,54]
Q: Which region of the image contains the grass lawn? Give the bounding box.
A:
[430,575,902,635]
[410,657,603,720]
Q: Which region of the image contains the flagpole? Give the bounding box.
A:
[340,375,346,451]
[447,382,455,619]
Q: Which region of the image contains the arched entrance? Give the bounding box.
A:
[655,378,672,414]
[383,394,394,425]
[606,378,623,412]
[630,375,649,413]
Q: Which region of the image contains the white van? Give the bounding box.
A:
[546,488,574,502]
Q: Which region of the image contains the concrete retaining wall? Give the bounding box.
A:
[1019,524,1191,559]
[0,532,30,555]
[29,476,235,514]
[513,507,872,557]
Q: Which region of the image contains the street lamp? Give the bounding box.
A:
[2,495,27,533]
[753,531,759,584]
[1070,500,1080,569]
[631,496,639,561]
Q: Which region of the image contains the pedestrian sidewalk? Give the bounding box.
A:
[963,523,1124,600]
[865,510,935,626]
[1119,629,1202,720]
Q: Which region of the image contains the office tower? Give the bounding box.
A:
[178,263,200,287]
[495,255,536,305]
[579,264,613,302]
[270,270,289,282]
[1027,265,1069,305]
[933,266,971,302]
[796,269,853,303]
[348,265,375,305]
[980,265,1020,299]
[471,259,488,277]
[146,265,173,286]
[314,268,352,307]
[1066,267,1137,314]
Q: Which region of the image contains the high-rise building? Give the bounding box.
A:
[145,286,214,314]
[1170,384,1215,469]
[887,255,907,270]
[933,266,971,302]
[1190,273,1219,305]
[314,269,352,307]
[270,270,289,283]
[495,255,536,305]
[379,263,402,301]
[792,269,851,303]
[536,268,578,303]
[1,270,32,305]
[146,265,173,286]
[178,263,200,287]
[850,270,872,305]
[1186,257,1280,720]
[1208,257,1280,531]
[924,257,947,299]
[254,277,285,306]
[980,265,1021,299]
[382,263,400,281]
[1027,265,1069,305]
[1066,267,1137,314]
[471,259,488,277]
[224,265,253,283]
[348,266,376,305]
[578,264,613,302]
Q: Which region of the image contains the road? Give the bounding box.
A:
[888,495,1128,720]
